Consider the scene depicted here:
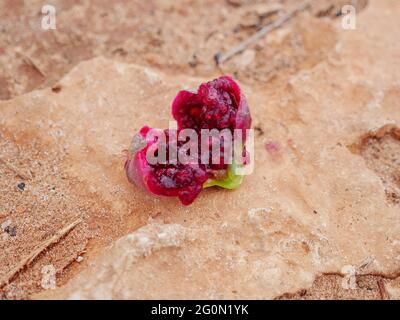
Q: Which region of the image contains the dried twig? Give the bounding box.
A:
[0,156,32,180]
[0,219,82,288]
[377,279,390,300]
[215,1,310,65]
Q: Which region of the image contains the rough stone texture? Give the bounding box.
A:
[278,274,399,300]
[0,0,352,99]
[1,0,399,299]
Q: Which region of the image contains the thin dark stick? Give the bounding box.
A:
[215,1,310,65]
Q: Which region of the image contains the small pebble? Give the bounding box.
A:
[41,265,56,290]
[17,182,26,191]
[1,219,12,231]
[51,84,62,93]
[9,226,17,237]
[76,256,84,263]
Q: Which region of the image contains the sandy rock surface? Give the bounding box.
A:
[0,0,399,299]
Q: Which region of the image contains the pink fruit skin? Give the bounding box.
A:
[125,126,153,190]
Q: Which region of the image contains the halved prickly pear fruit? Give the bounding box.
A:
[172,76,252,186]
[125,126,209,205]
[125,76,252,205]
[172,76,251,135]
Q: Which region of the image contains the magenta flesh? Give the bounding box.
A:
[172,76,251,134]
[125,76,252,205]
[173,76,251,175]
[125,126,208,205]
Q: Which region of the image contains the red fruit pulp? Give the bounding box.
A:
[172,76,251,174]
[125,127,208,205]
[172,76,250,133]
[125,76,251,205]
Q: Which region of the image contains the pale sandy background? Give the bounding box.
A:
[0,0,399,299]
